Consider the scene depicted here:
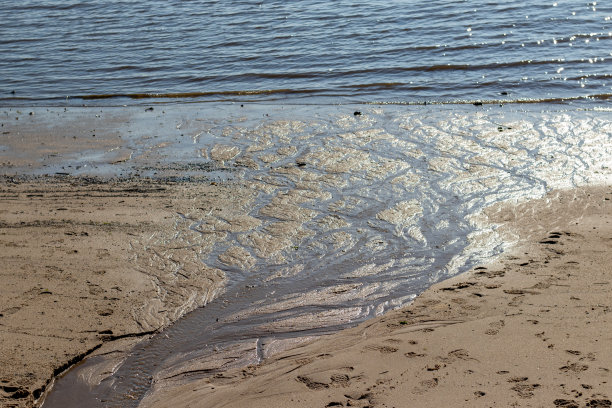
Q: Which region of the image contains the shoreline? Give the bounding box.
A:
[140,185,612,408]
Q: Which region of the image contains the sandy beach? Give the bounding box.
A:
[0,176,256,407]
[1,179,610,408]
[3,0,612,405]
[139,185,612,408]
[1,104,611,407]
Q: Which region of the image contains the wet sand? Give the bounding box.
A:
[1,181,610,408]
[0,176,255,407]
[140,186,612,408]
[1,104,611,407]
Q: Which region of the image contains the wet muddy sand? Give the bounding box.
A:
[0,177,254,407]
[0,103,610,407]
[141,186,612,408]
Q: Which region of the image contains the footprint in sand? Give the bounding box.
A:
[330,374,350,387]
[426,363,443,371]
[554,399,579,408]
[586,400,612,407]
[411,377,439,395]
[510,382,541,398]
[580,352,596,362]
[297,372,352,390]
[507,376,541,398]
[1,306,20,315]
[340,391,373,408]
[450,297,480,311]
[364,345,398,354]
[485,319,505,335]
[445,349,473,362]
[440,281,477,292]
[433,349,475,366]
[420,378,438,388]
[559,363,589,373]
[297,375,327,390]
[404,351,426,358]
[474,268,505,279]
[531,280,553,289]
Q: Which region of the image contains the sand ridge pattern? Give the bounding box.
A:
[1,105,611,406]
[140,186,612,408]
[0,177,254,407]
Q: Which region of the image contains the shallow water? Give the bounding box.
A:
[30,102,612,407]
[1,0,611,105]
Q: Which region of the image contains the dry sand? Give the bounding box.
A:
[0,176,255,408]
[140,186,612,408]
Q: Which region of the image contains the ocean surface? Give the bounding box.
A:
[1,0,611,106]
[2,1,611,407]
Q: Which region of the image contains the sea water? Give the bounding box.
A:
[1,0,611,105]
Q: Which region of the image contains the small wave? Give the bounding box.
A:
[222,58,584,79]
[341,82,406,90]
[78,89,321,100]
[68,90,612,106]
[368,93,612,105]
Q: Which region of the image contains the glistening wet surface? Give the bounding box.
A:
[2,0,611,105]
[12,103,610,407]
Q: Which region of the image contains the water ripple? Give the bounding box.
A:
[1,0,611,105]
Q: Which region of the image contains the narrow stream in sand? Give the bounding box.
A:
[39,103,612,407]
